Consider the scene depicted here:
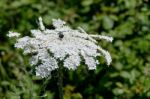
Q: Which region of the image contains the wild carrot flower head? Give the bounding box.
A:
[8,17,113,78]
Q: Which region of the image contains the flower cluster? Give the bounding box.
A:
[8,17,113,78]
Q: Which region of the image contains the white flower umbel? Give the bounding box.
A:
[8,17,113,78]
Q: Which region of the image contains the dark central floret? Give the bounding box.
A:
[58,31,64,39]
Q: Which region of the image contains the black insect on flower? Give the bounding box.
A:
[58,31,64,39]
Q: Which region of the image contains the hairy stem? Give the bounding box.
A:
[58,61,63,99]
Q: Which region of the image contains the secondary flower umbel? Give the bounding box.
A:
[8,17,113,78]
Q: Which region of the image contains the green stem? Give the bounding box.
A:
[58,61,63,99]
[39,76,51,98]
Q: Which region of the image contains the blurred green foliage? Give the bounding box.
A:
[0,0,150,99]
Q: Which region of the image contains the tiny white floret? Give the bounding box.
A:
[7,31,20,37]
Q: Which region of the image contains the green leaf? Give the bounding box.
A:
[102,15,114,30]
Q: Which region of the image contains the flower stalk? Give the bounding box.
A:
[57,60,63,99]
[8,17,113,98]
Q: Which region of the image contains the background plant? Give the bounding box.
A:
[0,0,150,99]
